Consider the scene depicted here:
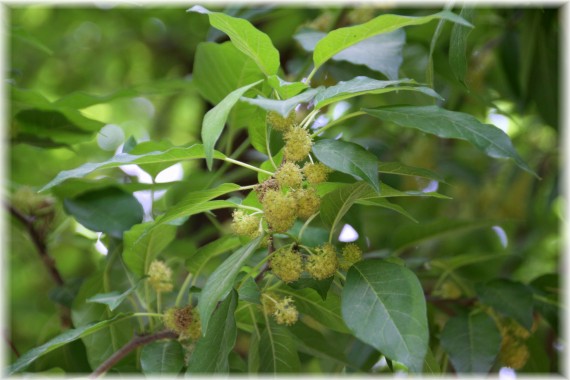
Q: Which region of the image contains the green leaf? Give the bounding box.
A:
[312,139,379,192]
[267,75,308,98]
[475,279,534,330]
[312,10,472,73]
[320,182,374,235]
[289,322,352,369]
[188,5,280,76]
[295,29,405,81]
[8,313,131,375]
[529,274,559,334]
[356,198,418,223]
[126,140,175,178]
[287,274,333,301]
[238,276,261,304]
[194,42,265,105]
[86,279,144,311]
[276,287,349,333]
[259,320,300,373]
[123,222,177,277]
[187,290,238,373]
[202,80,263,170]
[341,260,428,372]
[63,187,144,238]
[378,161,446,183]
[440,312,501,373]
[313,77,441,109]
[449,7,474,87]
[422,348,441,374]
[186,235,242,275]
[198,236,263,334]
[41,144,226,191]
[240,87,321,117]
[141,341,184,374]
[364,106,536,177]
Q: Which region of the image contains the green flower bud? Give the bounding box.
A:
[231,210,261,238]
[148,260,173,293]
[275,162,303,188]
[267,111,296,132]
[339,243,362,270]
[262,293,299,326]
[293,187,321,219]
[284,126,312,162]
[163,305,201,340]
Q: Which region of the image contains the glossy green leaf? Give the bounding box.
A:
[276,287,349,333]
[202,80,262,170]
[188,5,280,76]
[194,42,265,105]
[259,320,300,373]
[187,290,238,373]
[186,235,242,275]
[123,222,177,277]
[341,260,428,372]
[312,10,472,72]
[267,75,308,98]
[141,341,184,374]
[314,77,441,109]
[63,187,144,238]
[378,161,446,183]
[238,276,261,304]
[289,322,352,368]
[295,29,405,81]
[440,312,501,373]
[449,7,474,87]
[41,144,226,191]
[240,88,321,117]
[198,236,263,334]
[364,106,536,177]
[312,139,379,192]
[475,279,534,330]
[356,198,418,223]
[320,182,374,235]
[8,313,131,375]
[86,278,144,311]
[287,274,332,301]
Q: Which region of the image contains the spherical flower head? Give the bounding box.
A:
[437,281,462,300]
[303,162,332,184]
[270,247,303,283]
[231,209,261,238]
[163,305,201,340]
[306,243,338,280]
[275,162,303,189]
[500,319,531,340]
[148,260,173,293]
[294,188,321,219]
[261,292,278,316]
[500,338,530,369]
[261,189,298,233]
[284,126,312,162]
[273,296,299,326]
[339,244,363,271]
[267,111,296,133]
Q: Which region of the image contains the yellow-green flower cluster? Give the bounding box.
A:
[231,210,261,238]
[293,188,321,219]
[270,247,303,283]
[163,305,201,341]
[261,189,298,233]
[275,162,303,188]
[339,244,363,270]
[148,260,173,293]
[284,126,312,162]
[303,162,332,184]
[499,319,532,369]
[306,243,338,280]
[262,293,299,326]
[267,111,296,132]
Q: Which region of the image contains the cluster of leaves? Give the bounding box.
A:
[7,4,560,376]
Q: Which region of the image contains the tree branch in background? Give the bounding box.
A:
[89,330,178,378]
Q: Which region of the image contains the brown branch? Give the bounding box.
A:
[89,330,178,378]
[7,203,64,286]
[3,332,20,358]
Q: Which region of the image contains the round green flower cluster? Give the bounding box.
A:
[261,189,298,233]
[270,247,303,283]
[293,188,321,219]
[284,126,313,162]
[306,243,339,280]
[266,111,296,132]
[275,162,303,188]
[303,162,332,184]
[163,305,201,341]
[499,318,533,369]
[148,260,173,293]
[231,210,261,238]
[262,293,299,326]
[339,244,363,271]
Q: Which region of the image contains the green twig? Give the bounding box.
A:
[310,111,365,138]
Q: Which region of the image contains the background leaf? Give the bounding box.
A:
[312,139,379,192]
[188,5,280,76]
[187,290,238,373]
[364,106,536,177]
[241,88,320,117]
[141,341,184,375]
[449,7,474,87]
[440,312,501,373]
[259,320,300,373]
[341,260,428,372]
